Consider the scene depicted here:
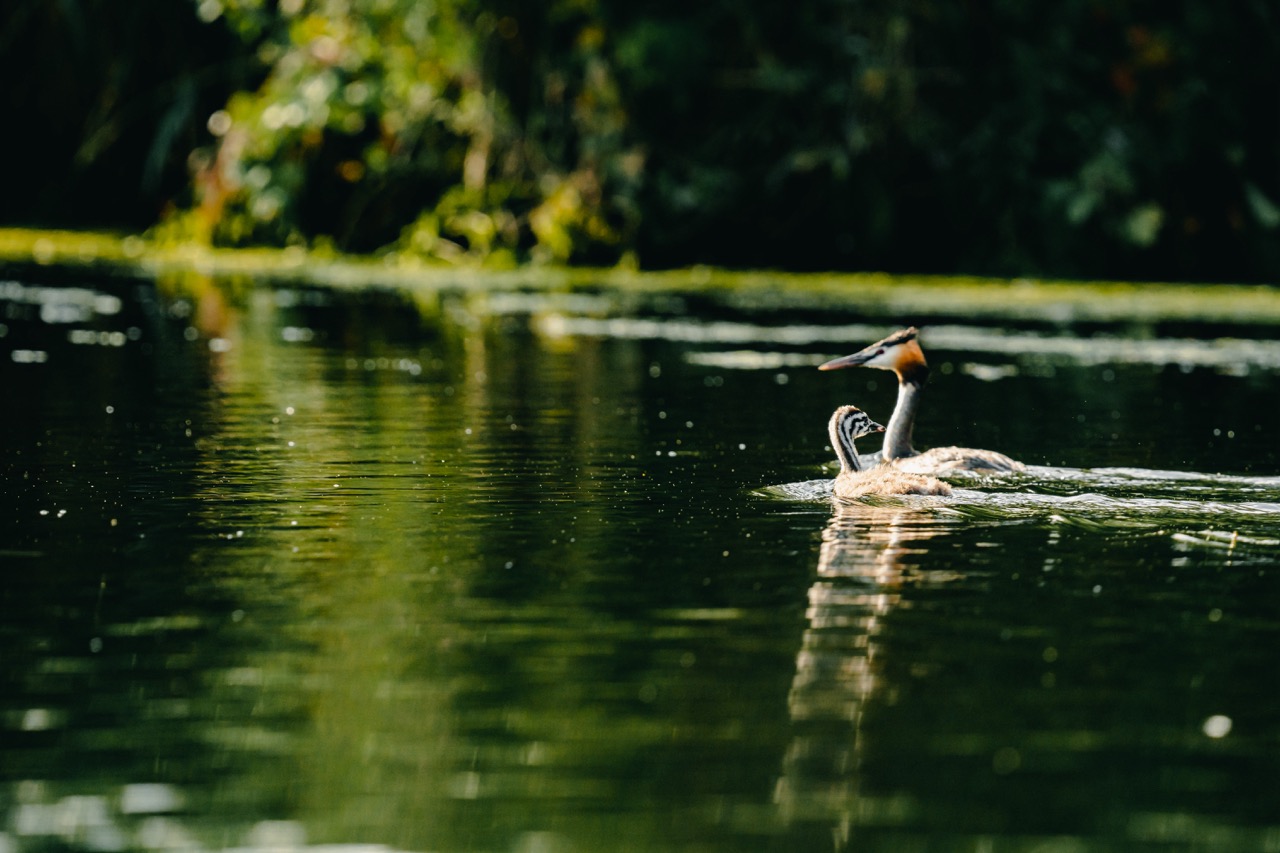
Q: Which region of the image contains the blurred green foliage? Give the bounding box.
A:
[163,0,639,267]
[2,0,1278,279]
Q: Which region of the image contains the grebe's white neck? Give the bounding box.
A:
[884,376,924,459]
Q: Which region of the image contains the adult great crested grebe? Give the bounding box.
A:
[819,327,1024,475]
[828,405,952,498]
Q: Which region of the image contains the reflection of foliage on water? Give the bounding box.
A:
[148,279,778,850]
[0,274,300,844]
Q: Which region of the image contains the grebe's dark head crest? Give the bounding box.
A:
[818,327,927,378]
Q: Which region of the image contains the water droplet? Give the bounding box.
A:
[21,708,55,731]
[1202,715,1232,738]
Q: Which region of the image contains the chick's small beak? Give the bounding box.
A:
[869,421,886,433]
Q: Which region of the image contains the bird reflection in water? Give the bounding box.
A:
[774,498,959,847]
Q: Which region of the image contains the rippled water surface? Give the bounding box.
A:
[2,268,1280,852]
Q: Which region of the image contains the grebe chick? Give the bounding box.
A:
[819,327,1024,475]
[829,405,952,498]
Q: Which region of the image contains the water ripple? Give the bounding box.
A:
[761,464,1280,533]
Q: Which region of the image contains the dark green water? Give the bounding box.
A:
[2,269,1279,852]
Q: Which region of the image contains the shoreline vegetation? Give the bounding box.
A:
[4,3,1278,283]
[4,227,1280,326]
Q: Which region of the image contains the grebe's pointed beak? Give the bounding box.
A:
[818,346,878,371]
[868,420,887,433]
